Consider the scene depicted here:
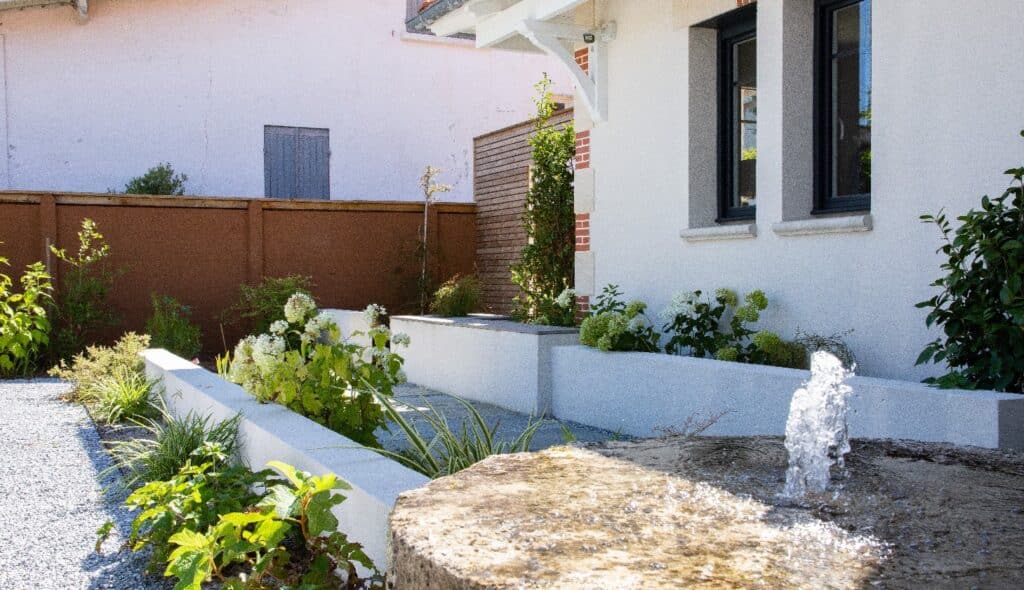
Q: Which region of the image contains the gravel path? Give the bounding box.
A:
[0,379,171,590]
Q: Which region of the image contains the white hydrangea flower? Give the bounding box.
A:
[660,291,698,322]
[284,292,316,324]
[302,312,338,344]
[269,320,289,336]
[555,288,576,309]
[391,332,411,347]
[363,303,386,327]
[251,333,285,373]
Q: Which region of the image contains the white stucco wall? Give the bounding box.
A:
[580,0,1024,381]
[0,0,569,201]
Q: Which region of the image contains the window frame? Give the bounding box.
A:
[716,4,758,222]
[813,0,872,214]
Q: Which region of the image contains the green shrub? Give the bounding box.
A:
[430,274,482,317]
[49,218,122,361]
[122,163,188,196]
[146,294,202,358]
[225,293,407,447]
[221,274,315,335]
[510,75,576,327]
[579,285,660,352]
[50,332,150,402]
[370,389,542,479]
[0,249,53,378]
[92,365,158,424]
[108,449,382,588]
[917,132,1024,393]
[106,408,241,489]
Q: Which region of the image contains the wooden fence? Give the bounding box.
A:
[474,108,573,314]
[0,192,475,353]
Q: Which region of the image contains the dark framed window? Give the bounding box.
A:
[815,0,872,213]
[717,5,758,221]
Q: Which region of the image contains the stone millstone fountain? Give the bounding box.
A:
[389,354,1024,589]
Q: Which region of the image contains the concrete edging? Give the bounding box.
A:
[391,315,579,415]
[141,349,429,569]
[550,345,1024,450]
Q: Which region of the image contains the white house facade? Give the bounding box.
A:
[427,0,1024,381]
[0,0,569,201]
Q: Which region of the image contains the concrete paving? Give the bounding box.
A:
[377,384,621,454]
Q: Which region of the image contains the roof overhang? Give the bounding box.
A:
[430,0,615,122]
[0,0,88,20]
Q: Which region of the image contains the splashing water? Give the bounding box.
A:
[781,351,854,501]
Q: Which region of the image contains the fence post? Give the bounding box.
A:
[247,200,264,284]
[39,193,58,285]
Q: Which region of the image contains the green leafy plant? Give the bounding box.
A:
[106,407,241,489]
[510,75,576,327]
[221,275,315,336]
[49,218,123,360]
[91,365,158,424]
[117,443,277,573]
[369,388,542,479]
[579,285,660,352]
[113,447,382,589]
[50,332,150,402]
[163,461,381,590]
[146,294,202,359]
[225,293,407,447]
[917,131,1024,393]
[122,163,188,196]
[0,248,53,377]
[429,274,482,317]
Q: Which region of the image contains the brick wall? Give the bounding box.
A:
[473,108,574,314]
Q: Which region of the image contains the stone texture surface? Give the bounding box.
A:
[389,446,881,589]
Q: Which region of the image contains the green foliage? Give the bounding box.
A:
[118,449,381,589]
[510,75,576,327]
[369,388,542,479]
[579,285,660,352]
[222,275,315,335]
[49,218,122,360]
[0,248,53,377]
[50,332,150,402]
[917,132,1024,393]
[123,163,188,196]
[106,407,241,490]
[146,294,202,359]
[226,293,407,447]
[429,274,482,317]
[92,365,158,424]
[662,288,806,369]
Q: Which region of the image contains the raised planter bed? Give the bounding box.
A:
[550,345,1024,450]
[142,349,429,569]
[390,315,579,415]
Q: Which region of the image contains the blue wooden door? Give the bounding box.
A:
[264,126,330,200]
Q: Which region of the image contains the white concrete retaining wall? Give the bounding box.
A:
[322,309,372,347]
[142,349,429,569]
[550,345,1024,450]
[391,315,579,415]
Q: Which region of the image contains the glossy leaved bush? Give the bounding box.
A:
[0,248,53,378]
[917,130,1024,393]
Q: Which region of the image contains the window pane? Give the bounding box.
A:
[734,37,756,209]
[831,0,871,200]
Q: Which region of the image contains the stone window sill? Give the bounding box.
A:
[679,223,757,243]
[771,214,873,237]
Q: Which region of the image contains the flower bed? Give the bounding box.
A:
[391,315,578,415]
[142,348,429,568]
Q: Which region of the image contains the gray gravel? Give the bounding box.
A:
[0,379,171,590]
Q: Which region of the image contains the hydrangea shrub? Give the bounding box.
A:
[226,294,408,446]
